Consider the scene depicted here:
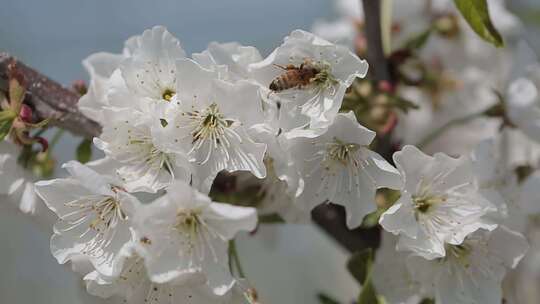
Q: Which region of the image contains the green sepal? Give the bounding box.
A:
[76,138,93,164]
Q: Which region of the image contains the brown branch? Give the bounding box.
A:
[361,0,391,82]
[0,53,101,138]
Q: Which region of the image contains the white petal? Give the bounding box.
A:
[62,161,114,196]
[34,179,94,216]
[488,226,529,269]
[19,181,39,214]
[364,150,402,190]
[206,203,258,239]
[379,196,419,239]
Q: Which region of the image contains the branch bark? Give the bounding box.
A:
[361,0,391,82]
[0,53,101,138]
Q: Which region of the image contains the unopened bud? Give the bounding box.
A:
[72,80,88,96]
[355,81,372,98]
[434,14,460,38]
[378,80,395,93]
[370,105,389,123]
[373,94,391,107]
[19,104,33,123]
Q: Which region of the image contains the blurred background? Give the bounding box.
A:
[0,0,539,303]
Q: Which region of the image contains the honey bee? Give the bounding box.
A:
[269,59,320,92]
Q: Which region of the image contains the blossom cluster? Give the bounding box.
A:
[312,0,540,303]
[30,25,404,303]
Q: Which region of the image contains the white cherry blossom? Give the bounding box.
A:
[79,26,187,125]
[291,112,401,228]
[380,145,497,259]
[34,160,140,277]
[131,180,257,294]
[407,226,528,304]
[84,249,227,304]
[249,30,368,132]
[120,26,186,106]
[94,108,191,193]
[153,59,267,193]
[0,140,39,214]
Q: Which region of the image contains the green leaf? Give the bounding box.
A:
[76,139,92,164]
[348,249,384,304]
[361,208,385,228]
[358,280,380,304]
[403,29,432,50]
[0,118,12,140]
[258,213,285,224]
[317,293,341,304]
[453,0,504,47]
[347,249,373,285]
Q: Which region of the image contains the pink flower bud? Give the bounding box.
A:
[378,80,395,93]
[19,104,33,123]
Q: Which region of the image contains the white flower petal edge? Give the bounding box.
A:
[193,41,263,82]
[34,160,140,277]
[380,145,497,259]
[78,51,125,124]
[406,226,528,304]
[249,29,368,132]
[291,112,401,228]
[132,180,257,295]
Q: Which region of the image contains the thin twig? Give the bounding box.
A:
[416,112,483,149]
[362,0,391,81]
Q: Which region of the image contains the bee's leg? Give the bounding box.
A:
[273,64,288,70]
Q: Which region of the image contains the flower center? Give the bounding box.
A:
[61,192,127,257]
[162,89,175,102]
[412,194,446,214]
[175,210,202,236]
[89,197,127,231]
[190,103,233,144]
[311,63,337,89]
[183,102,239,165]
[441,243,472,268]
[325,137,361,166]
[127,131,173,174]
